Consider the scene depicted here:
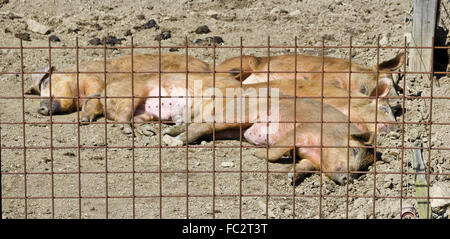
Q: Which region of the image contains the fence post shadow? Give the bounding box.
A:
[434,26,449,83]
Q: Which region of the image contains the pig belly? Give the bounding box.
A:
[243,73,307,84]
[145,88,192,121]
[244,122,297,145]
[242,74,264,84]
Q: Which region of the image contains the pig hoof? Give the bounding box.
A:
[80,117,91,123]
[253,150,266,159]
[162,135,184,146]
[288,172,294,184]
[162,127,178,136]
[142,129,156,136]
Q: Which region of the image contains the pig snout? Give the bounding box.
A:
[38,99,61,115]
[333,173,354,185]
[332,161,356,185]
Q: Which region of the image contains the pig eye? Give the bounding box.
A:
[351,148,359,156]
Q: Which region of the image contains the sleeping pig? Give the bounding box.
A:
[26,53,210,121]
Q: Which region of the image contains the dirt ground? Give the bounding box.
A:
[1,0,449,219]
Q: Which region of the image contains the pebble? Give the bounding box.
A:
[270,8,288,15]
[14,32,31,41]
[123,127,133,135]
[289,10,301,17]
[221,161,234,168]
[169,48,179,52]
[124,29,132,36]
[88,37,102,45]
[162,135,183,146]
[140,125,155,136]
[134,19,158,30]
[154,30,171,41]
[206,10,219,19]
[195,25,210,34]
[387,131,400,140]
[89,36,126,46]
[105,35,126,46]
[430,181,450,213]
[49,35,60,42]
[136,14,145,20]
[207,36,224,45]
[143,19,158,29]
[0,10,22,20]
[257,200,276,218]
[26,19,51,35]
[380,36,389,45]
[92,23,102,31]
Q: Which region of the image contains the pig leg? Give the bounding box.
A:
[114,98,147,134]
[162,123,186,136]
[253,146,293,162]
[80,81,106,122]
[288,159,317,185]
[163,123,240,146]
[253,128,296,162]
[80,95,103,123]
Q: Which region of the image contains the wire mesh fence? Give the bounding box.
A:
[1,36,449,219]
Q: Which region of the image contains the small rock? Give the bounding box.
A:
[105,35,126,46]
[387,131,400,140]
[289,10,301,17]
[192,38,203,44]
[92,23,102,31]
[0,0,9,8]
[221,161,234,168]
[143,19,158,29]
[63,152,76,157]
[380,36,389,45]
[140,125,155,136]
[430,181,450,213]
[205,36,224,46]
[123,126,133,135]
[4,28,11,33]
[169,48,179,52]
[14,32,31,41]
[124,29,132,36]
[154,30,171,41]
[49,35,60,42]
[270,8,288,15]
[257,200,276,218]
[26,19,51,35]
[0,10,21,20]
[88,37,102,45]
[136,14,145,20]
[195,25,210,34]
[162,135,183,146]
[206,10,219,19]
[134,19,158,30]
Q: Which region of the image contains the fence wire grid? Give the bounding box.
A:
[1,36,449,219]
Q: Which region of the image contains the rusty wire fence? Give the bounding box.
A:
[1,36,449,219]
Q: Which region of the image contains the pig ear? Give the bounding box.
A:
[351,132,374,145]
[25,85,41,95]
[378,52,405,71]
[26,66,54,95]
[369,76,392,97]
